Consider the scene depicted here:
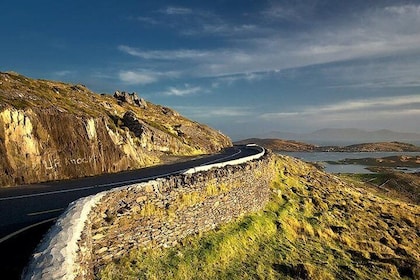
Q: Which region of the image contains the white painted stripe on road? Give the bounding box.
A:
[27,208,65,216]
[0,217,57,244]
[0,171,178,202]
[0,185,98,201]
[198,148,242,166]
[183,146,265,174]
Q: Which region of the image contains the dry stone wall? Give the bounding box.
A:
[24,150,275,279]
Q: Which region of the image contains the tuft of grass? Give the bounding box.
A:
[176,192,204,209]
[138,203,164,217]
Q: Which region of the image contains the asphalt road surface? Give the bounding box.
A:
[0,145,260,279]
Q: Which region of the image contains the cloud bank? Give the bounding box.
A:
[119,3,420,87]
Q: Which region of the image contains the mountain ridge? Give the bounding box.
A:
[235,138,420,152]
[263,128,420,145]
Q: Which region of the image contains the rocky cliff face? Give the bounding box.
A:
[0,72,231,186]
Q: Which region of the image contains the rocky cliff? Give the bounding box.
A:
[0,72,231,186]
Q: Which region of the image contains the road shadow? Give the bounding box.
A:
[0,221,54,280]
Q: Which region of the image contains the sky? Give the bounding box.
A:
[1,0,420,140]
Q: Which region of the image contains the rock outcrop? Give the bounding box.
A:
[0,72,231,187]
[122,111,144,137]
[113,91,147,108]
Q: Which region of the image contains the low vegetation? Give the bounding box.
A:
[340,170,420,205]
[98,155,420,279]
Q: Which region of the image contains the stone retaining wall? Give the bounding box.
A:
[24,150,275,279]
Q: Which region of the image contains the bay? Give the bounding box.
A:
[279,152,420,174]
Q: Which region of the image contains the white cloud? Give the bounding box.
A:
[163,7,192,15]
[154,5,263,37]
[120,4,420,88]
[261,4,302,21]
[319,95,420,113]
[118,69,181,85]
[385,4,420,16]
[163,84,202,96]
[118,71,157,85]
[214,72,268,86]
[175,106,251,118]
[259,95,420,133]
[135,16,159,25]
[260,95,420,120]
[324,61,420,89]
[182,22,263,37]
[118,45,210,60]
[52,70,75,77]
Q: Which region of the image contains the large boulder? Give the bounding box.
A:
[122,111,144,137]
[131,94,148,109]
[114,91,133,105]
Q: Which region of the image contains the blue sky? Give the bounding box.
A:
[1,0,420,140]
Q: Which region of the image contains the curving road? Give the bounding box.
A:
[0,145,260,279]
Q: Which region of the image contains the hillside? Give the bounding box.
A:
[99,155,420,279]
[0,72,231,187]
[264,129,420,145]
[235,138,318,152]
[237,138,420,152]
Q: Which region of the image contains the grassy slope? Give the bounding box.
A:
[341,171,420,207]
[98,155,420,279]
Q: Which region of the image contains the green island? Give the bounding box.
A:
[330,155,420,169]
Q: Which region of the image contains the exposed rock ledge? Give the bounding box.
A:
[0,72,231,186]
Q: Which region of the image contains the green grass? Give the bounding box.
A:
[8,99,30,110]
[340,171,420,205]
[98,155,420,279]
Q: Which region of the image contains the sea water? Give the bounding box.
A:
[279,152,420,174]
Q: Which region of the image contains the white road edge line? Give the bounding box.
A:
[0,218,57,244]
[198,148,242,166]
[27,208,65,216]
[0,171,178,202]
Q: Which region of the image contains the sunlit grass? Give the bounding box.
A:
[98,155,420,280]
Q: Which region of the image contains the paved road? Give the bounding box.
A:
[0,145,259,279]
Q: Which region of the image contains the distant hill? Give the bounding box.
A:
[235,138,318,152]
[264,128,420,145]
[236,138,420,152]
[0,72,231,186]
